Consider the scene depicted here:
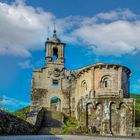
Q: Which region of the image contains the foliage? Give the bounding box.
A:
[12,106,30,121]
[0,107,10,113]
[62,116,78,134]
[130,94,140,126]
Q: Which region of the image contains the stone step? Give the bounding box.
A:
[41,111,64,127]
[38,110,64,134]
[38,127,62,135]
[41,119,63,127]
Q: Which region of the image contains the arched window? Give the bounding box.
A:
[81,80,87,94]
[100,76,111,88]
[52,47,58,60]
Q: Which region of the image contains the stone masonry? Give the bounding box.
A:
[28,30,135,136]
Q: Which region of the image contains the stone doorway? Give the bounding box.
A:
[50,97,61,112]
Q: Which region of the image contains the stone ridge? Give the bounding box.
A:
[0,110,37,135]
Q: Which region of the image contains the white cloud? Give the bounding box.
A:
[59,9,140,56]
[0,1,140,57]
[18,60,34,69]
[95,9,137,21]
[1,96,30,111]
[66,9,140,56]
[0,0,55,57]
[71,20,140,56]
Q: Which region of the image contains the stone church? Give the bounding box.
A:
[29,30,135,136]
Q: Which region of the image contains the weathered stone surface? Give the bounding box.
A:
[0,110,37,135]
[77,98,134,136]
[38,110,64,135]
[27,107,45,130]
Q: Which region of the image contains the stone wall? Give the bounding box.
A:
[75,64,130,100]
[27,107,45,130]
[77,97,134,136]
[31,66,70,113]
[0,110,37,135]
[74,63,131,118]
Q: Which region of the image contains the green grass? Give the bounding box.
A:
[12,106,30,121]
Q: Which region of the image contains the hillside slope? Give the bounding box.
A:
[130,94,140,127]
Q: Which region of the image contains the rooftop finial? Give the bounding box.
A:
[53,22,57,37]
[47,26,50,41]
[50,22,61,43]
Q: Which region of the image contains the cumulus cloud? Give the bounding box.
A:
[71,20,140,56]
[0,0,55,57]
[65,9,140,56]
[1,0,140,57]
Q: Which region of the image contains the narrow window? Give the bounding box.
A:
[100,76,111,88]
[105,80,108,88]
[81,80,87,94]
[52,79,59,86]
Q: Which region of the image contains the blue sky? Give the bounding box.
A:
[0,0,140,111]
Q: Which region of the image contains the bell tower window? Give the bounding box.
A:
[52,47,58,60]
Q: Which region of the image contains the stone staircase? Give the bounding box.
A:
[38,110,64,135]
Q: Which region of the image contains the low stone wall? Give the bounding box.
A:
[0,110,37,135]
[27,107,45,130]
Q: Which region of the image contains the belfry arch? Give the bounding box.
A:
[52,47,58,60]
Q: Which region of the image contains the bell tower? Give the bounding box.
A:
[45,30,65,67]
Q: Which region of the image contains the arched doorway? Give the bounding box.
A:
[50,96,61,112]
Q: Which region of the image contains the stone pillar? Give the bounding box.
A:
[58,46,61,58]
[102,99,112,135]
[48,44,51,56]
[61,45,64,57]
[92,67,95,98]
[118,67,123,97]
[46,44,52,63]
[56,100,61,112]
